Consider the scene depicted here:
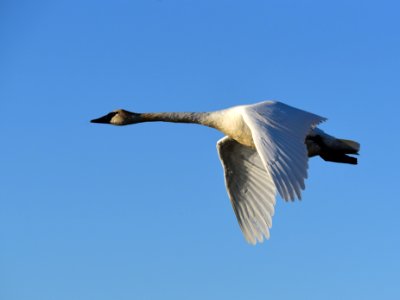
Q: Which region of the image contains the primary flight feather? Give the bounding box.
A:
[91,101,359,244]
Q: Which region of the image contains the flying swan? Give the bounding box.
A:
[91,101,359,244]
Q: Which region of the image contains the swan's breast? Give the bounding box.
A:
[209,107,255,147]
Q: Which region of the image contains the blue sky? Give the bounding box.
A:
[1,0,399,299]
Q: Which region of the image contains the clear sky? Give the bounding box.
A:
[1,0,399,299]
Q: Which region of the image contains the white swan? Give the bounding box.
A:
[91,101,359,244]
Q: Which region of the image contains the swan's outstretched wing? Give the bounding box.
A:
[217,136,276,244]
[242,101,326,201]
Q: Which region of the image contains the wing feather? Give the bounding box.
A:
[217,136,276,244]
[242,101,326,201]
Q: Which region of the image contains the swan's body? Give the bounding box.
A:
[91,101,359,244]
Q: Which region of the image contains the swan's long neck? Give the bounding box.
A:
[135,112,218,128]
[135,108,254,147]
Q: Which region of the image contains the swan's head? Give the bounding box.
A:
[90,109,141,126]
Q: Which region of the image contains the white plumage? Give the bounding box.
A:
[216,102,325,243]
[91,101,359,244]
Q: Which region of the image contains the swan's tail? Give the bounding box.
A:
[307,130,360,165]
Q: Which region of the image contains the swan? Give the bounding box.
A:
[91,101,359,244]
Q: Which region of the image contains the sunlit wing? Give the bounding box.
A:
[217,136,276,244]
[242,101,326,201]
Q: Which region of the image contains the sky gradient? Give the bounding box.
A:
[1,1,399,299]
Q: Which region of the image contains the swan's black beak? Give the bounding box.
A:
[90,112,117,124]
